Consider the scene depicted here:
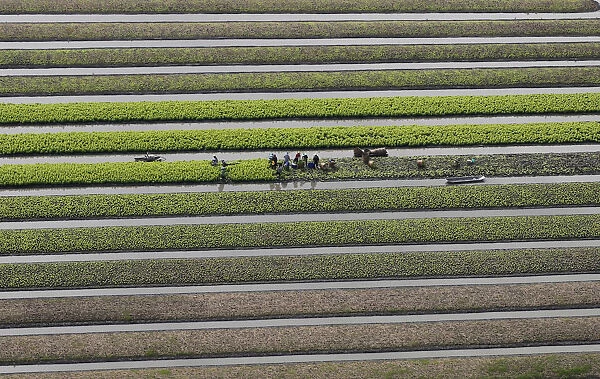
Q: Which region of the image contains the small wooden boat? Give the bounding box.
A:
[134,154,165,162]
[445,175,485,184]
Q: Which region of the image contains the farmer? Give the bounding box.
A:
[302,154,309,166]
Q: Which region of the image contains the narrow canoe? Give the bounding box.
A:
[445,175,485,184]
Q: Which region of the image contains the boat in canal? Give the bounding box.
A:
[445,175,485,184]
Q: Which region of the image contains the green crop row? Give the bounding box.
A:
[0,159,274,187]
[2,20,600,42]
[1,93,599,125]
[2,0,594,15]
[4,43,599,68]
[2,182,600,221]
[1,215,600,255]
[1,153,599,188]
[4,66,600,96]
[2,122,599,155]
[0,248,598,289]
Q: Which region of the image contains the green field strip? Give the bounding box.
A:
[0,153,598,187]
[0,248,598,288]
[1,282,597,325]
[2,0,595,14]
[2,122,599,155]
[2,20,600,42]
[3,66,600,96]
[2,182,600,221]
[0,159,269,187]
[2,216,600,255]
[5,43,600,68]
[0,318,598,365]
[1,93,598,124]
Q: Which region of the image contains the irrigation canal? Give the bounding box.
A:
[4,37,600,50]
[3,309,600,336]
[2,114,600,134]
[2,273,598,298]
[6,60,600,76]
[1,174,599,197]
[0,10,599,23]
[2,144,600,165]
[3,345,600,374]
[1,344,599,374]
[3,240,600,263]
[3,86,600,103]
[3,206,600,230]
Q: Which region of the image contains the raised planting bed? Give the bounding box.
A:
[3,43,599,68]
[1,248,598,287]
[5,43,600,68]
[1,216,600,255]
[1,282,598,326]
[1,93,599,125]
[2,20,600,41]
[1,0,595,14]
[2,182,600,221]
[0,317,598,364]
[4,66,600,96]
[3,122,600,155]
[0,158,275,187]
[286,152,600,181]
[1,152,598,187]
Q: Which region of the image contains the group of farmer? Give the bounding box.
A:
[269,152,334,173]
[212,152,335,180]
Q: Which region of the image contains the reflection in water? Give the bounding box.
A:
[2,175,600,197]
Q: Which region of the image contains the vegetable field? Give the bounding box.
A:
[1,0,600,377]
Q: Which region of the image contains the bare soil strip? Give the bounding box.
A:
[1,282,598,327]
[5,351,599,378]
[0,317,598,364]
[2,351,599,378]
